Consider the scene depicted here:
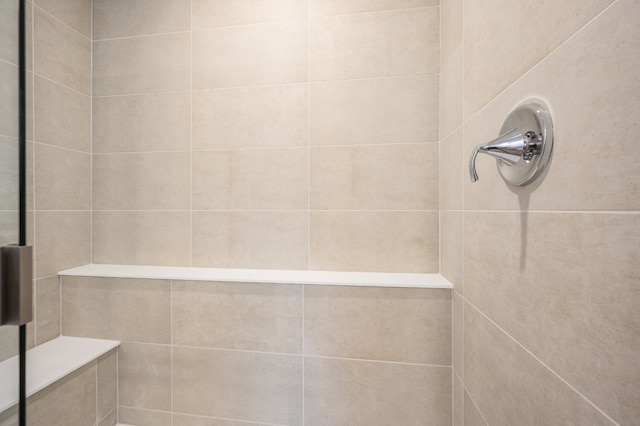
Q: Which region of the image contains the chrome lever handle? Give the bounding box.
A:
[469,144,481,183]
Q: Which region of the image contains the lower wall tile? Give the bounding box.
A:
[304,357,452,426]
[304,286,451,365]
[310,211,439,273]
[454,374,464,426]
[172,347,303,425]
[173,413,274,426]
[118,342,172,412]
[118,407,172,426]
[98,409,117,426]
[464,390,487,426]
[35,210,90,278]
[464,302,615,426]
[26,362,96,426]
[34,276,60,345]
[97,349,118,420]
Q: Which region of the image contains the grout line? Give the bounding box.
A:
[32,140,91,156]
[93,29,191,42]
[31,72,91,98]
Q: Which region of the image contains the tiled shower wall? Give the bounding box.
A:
[440,0,640,425]
[61,276,452,425]
[90,0,440,273]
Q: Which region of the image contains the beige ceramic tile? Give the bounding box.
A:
[440,44,463,139]
[310,143,438,210]
[305,286,451,365]
[192,148,308,210]
[34,8,90,94]
[310,211,439,273]
[173,414,274,426]
[192,20,307,89]
[309,0,437,17]
[118,342,171,411]
[310,76,438,145]
[441,211,463,292]
[97,349,118,420]
[0,325,18,363]
[0,137,19,212]
[35,0,91,38]
[464,0,640,211]
[192,84,308,150]
[192,211,308,269]
[93,92,191,153]
[35,143,90,210]
[93,152,190,210]
[464,390,488,426]
[172,281,302,353]
[25,3,32,72]
[93,33,190,96]
[464,303,615,426]
[0,61,19,138]
[92,211,191,266]
[309,8,439,80]
[33,76,90,152]
[62,276,171,344]
[26,362,96,426]
[440,128,463,211]
[173,347,302,424]
[465,212,640,425]
[34,276,60,345]
[35,211,90,278]
[193,0,307,29]
[26,70,33,141]
[441,0,462,67]
[454,374,464,426]
[98,409,117,426]
[93,0,190,40]
[463,0,613,117]
[0,212,19,248]
[452,290,463,377]
[305,357,451,425]
[0,0,19,65]
[118,407,172,426]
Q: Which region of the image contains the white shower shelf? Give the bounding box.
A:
[58,264,453,289]
[0,336,120,413]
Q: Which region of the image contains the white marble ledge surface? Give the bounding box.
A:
[59,264,454,289]
[0,336,120,412]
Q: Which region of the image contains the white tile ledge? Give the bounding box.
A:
[0,336,120,412]
[59,264,453,289]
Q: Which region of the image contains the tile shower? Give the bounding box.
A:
[15,0,640,425]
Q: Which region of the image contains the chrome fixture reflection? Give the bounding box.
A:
[469,101,554,186]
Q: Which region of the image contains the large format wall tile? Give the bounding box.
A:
[440,128,462,211]
[192,20,307,89]
[463,0,613,117]
[93,33,190,96]
[93,0,190,40]
[35,211,90,278]
[0,136,19,212]
[34,143,90,210]
[310,76,438,145]
[305,286,451,365]
[0,61,19,138]
[192,84,308,150]
[118,407,171,426]
[34,8,90,95]
[192,148,308,210]
[464,303,615,426]
[34,276,60,345]
[93,152,191,211]
[192,211,308,269]
[62,276,171,344]
[93,92,191,153]
[309,8,439,81]
[309,0,438,17]
[440,44,463,139]
[192,0,307,30]
[33,76,90,152]
[118,342,172,412]
[97,349,117,421]
[440,0,462,67]
[464,0,640,212]
[310,143,438,210]
[92,211,191,266]
[35,0,91,38]
[310,211,438,272]
[305,357,451,425]
[172,280,302,353]
[465,212,640,425]
[0,0,19,64]
[27,362,96,426]
[173,347,302,424]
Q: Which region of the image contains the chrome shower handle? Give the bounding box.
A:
[469,128,534,183]
[468,101,554,186]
